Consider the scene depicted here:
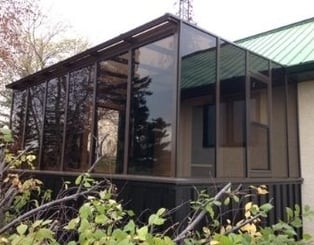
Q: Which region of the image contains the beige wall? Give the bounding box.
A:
[298,80,314,235]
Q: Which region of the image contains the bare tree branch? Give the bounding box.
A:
[174,182,232,243]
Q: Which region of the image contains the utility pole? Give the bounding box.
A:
[175,0,195,24]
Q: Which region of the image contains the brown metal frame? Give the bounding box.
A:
[7,13,300,181]
[38,80,48,169]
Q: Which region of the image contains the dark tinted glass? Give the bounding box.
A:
[128,35,176,176]
[24,83,46,168]
[11,89,27,151]
[179,23,217,177]
[249,52,269,77]
[64,66,94,171]
[42,77,66,170]
[95,53,128,174]
[219,41,246,177]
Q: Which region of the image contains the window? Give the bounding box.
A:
[249,76,270,171]
[94,53,128,174]
[128,36,176,176]
[42,77,66,170]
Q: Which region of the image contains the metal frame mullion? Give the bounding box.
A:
[9,90,15,130]
[215,37,220,178]
[172,23,181,178]
[284,70,291,177]
[38,80,48,169]
[122,49,133,174]
[89,62,98,167]
[245,50,250,178]
[268,60,273,172]
[21,88,30,150]
[60,73,70,171]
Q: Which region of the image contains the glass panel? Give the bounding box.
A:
[218,41,246,178]
[249,77,270,171]
[249,123,269,170]
[250,78,268,125]
[271,65,288,177]
[249,52,269,77]
[179,23,216,177]
[42,77,66,170]
[11,89,27,152]
[24,83,45,168]
[95,53,128,174]
[64,66,94,171]
[129,35,176,176]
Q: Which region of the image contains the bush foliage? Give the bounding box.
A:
[0,127,313,244]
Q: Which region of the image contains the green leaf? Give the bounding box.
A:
[36,228,54,241]
[213,200,222,206]
[124,220,136,234]
[224,197,230,206]
[75,175,82,185]
[65,217,80,230]
[95,214,107,224]
[137,226,148,241]
[17,224,28,235]
[32,220,43,229]
[78,218,91,233]
[156,208,166,216]
[79,204,92,219]
[232,195,239,203]
[148,214,165,226]
[260,203,273,212]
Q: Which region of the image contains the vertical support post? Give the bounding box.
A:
[245,51,249,178]
[123,49,133,174]
[215,37,220,178]
[89,62,98,167]
[60,73,70,171]
[21,88,30,150]
[268,60,273,171]
[38,80,48,169]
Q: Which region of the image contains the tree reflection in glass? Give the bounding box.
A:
[95,54,128,174]
[11,90,27,152]
[64,66,94,171]
[42,77,66,170]
[24,83,45,168]
[128,36,175,176]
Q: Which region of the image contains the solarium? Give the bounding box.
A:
[8,14,301,220]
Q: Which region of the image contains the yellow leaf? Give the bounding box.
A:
[210,240,220,245]
[241,223,257,234]
[245,202,252,211]
[257,187,268,195]
[245,210,251,218]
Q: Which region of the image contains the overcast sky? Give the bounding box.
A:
[40,0,314,45]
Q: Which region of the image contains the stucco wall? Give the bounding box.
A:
[298,80,314,235]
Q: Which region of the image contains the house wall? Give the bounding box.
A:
[298,80,314,235]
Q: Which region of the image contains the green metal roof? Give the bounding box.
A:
[236,17,314,66]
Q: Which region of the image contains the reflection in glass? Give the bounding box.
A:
[24,84,46,167]
[95,54,128,174]
[249,52,269,77]
[128,35,175,176]
[219,42,246,177]
[64,66,94,171]
[11,90,27,152]
[42,77,66,170]
[249,77,269,170]
[179,23,217,177]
